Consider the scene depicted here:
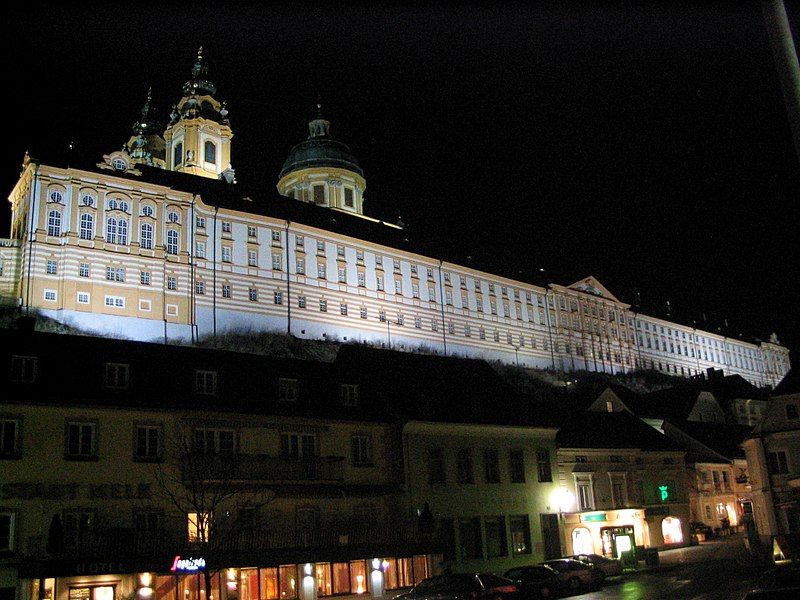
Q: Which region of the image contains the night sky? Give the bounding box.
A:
[3,2,799,361]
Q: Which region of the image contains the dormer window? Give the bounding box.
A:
[112,157,127,171]
[340,384,359,407]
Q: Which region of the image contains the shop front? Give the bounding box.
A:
[561,509,648,557]
[20,554,438,600]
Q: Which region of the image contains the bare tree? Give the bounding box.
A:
[153,416,275,600]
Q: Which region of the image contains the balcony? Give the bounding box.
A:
[181,453,345,483]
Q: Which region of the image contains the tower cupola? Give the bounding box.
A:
[99,88,165,172]
[277,103,366,215]
[164,47,233,179]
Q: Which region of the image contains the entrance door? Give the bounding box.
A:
[540,513,561,559]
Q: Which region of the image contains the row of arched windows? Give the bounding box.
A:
[47,210,178,254]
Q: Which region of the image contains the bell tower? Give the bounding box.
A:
[164,47,233,179]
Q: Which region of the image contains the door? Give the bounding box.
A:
[540,513,561,559]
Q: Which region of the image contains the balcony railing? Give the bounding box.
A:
[181,454,346,483]
[28,522,434,560]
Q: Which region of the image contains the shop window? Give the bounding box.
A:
[484,516,507,557]
[412,556,429,584]
[510,515,531,555]
[662,516,683,545]
[572,527,593,555]
[350,560,368,594]
[458,517,483,559]
[69,587,114,600]
[316,563,332,596]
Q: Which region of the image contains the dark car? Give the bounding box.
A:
[742,589,800,599]
[755,566,800,590]
[503,565,560,598]
[566,554,623,577]
[541,559,602,593]
[397,573,519,600]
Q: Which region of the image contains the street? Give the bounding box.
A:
[575,535,761,600]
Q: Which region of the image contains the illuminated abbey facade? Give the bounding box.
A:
[0,51,790,387]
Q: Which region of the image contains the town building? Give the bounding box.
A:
[742,369,800,560]
[0,51,790,387]
[0,328,442,600]
[554,407,691,558]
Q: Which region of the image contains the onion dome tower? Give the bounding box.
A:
[126,88,166,167]
[277,103,366,215]
[98,88,165,172]
[164,47,233,179]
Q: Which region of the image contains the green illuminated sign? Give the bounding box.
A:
[581,513,607,522]
[659,485,670,502]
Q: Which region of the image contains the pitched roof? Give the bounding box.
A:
[663,419,752,461]
[556,410,681,451]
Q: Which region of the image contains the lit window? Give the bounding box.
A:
[187,512,212,543]
[47,210,61,236]
[140,223,153,249]
[79,213,94,240]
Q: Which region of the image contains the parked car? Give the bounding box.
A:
[503,565,560,598]
[541,559,602,593]
[396,573,519,600]
[565,554,623,577]
[755,566,800,590]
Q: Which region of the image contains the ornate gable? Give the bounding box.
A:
[566,276,622,303]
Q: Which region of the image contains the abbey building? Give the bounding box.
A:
[0,50,790,387]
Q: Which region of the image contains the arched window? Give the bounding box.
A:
[79,213,94,240]
[112,157,127,171]
[141,205,154,218]
[167,212,180,223]
[80,194,95,207]
[106,217,117,243]
[571,527,593,555]
[140,223,153,250]
[662,517,683,545]
[174,142,183,167]
[204,140,216,164]
[47,210,62,236]
[118,219,129,245]
[166,230,179,255]
[108,199,118,211]
[48,190,63,203]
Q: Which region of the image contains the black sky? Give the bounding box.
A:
[3,1,799,360]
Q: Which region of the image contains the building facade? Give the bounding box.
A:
[0,329,441,600]
[0,51,790,387]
